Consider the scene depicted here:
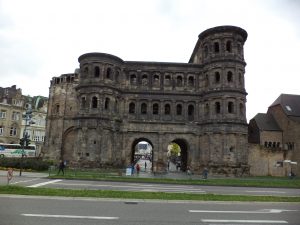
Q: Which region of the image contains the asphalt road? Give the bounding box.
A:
[0,195,299,225]
[2,175,300,197]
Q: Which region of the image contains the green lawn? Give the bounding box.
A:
[1,185,300,202]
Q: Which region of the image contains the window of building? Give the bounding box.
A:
[106,67,112,79]
[205,103,209,116]
[0,126,4,136]
[228,102,234,113]
[153,75,159,84]
[153,103,159,115]
[188,105,194,120]
[264,142,268,147]
[9,127,17,136]
[215,102,221,114]
[129,102,135,114]
[141,103,147,114]
[204,74,209,87]
[104,98,110,110]
[92,96,98,108]
[176,104,182,115]
[94,66,100,77]
[115,71,120,82]
[142,74,148,86]
[12,112,20,121]
[215,72,220,83]
[0,110,7,119]
[176,76,183,86]
[226,41,232,52]
[130,74,137,84]
[164,104,170,115]
[214,42,220,53]
[81,97,86,108]
[84,66,89,75]
[165,75,171,85]
[55,104,60,114]
[227,71,233,82]
[188,76,194,86]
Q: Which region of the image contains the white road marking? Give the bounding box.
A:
[246,190,286,194]
[201,219,288,223]
[10,178,41,184]
[189,209,290,213]
[21,214,118,220]
[27,179,62,188]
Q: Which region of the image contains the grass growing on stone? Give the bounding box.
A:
[1,185,300,202]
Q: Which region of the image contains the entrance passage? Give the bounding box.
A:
[131,139,153,173]
[167,139,188,172]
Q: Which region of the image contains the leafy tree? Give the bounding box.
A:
[169,143,181,156]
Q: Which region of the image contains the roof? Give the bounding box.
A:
[270,94,300,117]
[252,113,282,131]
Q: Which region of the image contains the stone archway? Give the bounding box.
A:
[130,138,153,172]
[61,127,76,164]
[168,138,189,172]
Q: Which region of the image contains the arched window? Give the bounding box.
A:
[130,74,137,84]
[215,72,220,83]
[142,74,148,86]
[164,104,170,115]
[141,103,147,114]
[215,102,221,114]
[226,41,232,52]
[227,71,233,82]
[92,96,98,108]
[84,66,89,75]
[153,103,159,115]
[94,66,100,77]
[165,75,171,85]
[228,102,234,113]
[104,98,110,110]
[188,76,194,86]
[176,76,183,86]
[214,42,220,53]
[176,104,182,115]
[153,74,159,84]
[115,71,120,82]
[81,97,86,108]
[204,45,208,58]
[188,105,194,120]
[106,67,112,79]
[129,102,135,114]
[204,74,209,87]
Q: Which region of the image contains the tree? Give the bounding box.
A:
[169,143,180,156]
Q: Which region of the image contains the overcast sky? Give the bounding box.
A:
[1,0,299,121]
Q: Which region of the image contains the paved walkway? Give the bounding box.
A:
[0,170,48,178]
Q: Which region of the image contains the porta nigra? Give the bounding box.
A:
[44,26,249,175]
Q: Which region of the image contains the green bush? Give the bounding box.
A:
[0,158,53,171]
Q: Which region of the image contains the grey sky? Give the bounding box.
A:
[0,0,299,121]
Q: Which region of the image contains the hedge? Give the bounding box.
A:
[0,158,53,171]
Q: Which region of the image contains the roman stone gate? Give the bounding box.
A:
[44,26,249,175]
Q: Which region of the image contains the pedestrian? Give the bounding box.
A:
[7,168,13,185]
[57,160,65,175]
[144,161,147,171]
[167,161,170,171]
[136,163,140,175]
[202,167,208,179]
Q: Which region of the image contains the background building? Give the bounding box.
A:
[248,94,300,176]
[0,85,47,156]
[44,26,249,175]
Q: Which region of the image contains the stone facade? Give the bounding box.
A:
[44,26,249,174]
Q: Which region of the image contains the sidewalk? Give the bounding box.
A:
[0,170,48,178]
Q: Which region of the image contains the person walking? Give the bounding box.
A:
[57,160,65,175]
[136,163,140,175]
[144,161,147,172]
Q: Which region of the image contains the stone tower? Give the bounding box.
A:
[44,25,248,175]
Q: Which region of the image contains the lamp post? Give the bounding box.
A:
[19,107,33,176]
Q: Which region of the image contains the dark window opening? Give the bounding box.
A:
[130,74,137,84]
[215,72,220,83]
[141,103,147,114]
[228,102,234,113]
[188,76,194,86]
[56,104,60,113]
[165,75,171,85]
[81,97,86,108]
[105,98,110,110]
[227,71,233,82]
[164,104,170,115]
[106,67,112,79]
[153,103,159,115]
[129,102,135,114]
[226,41,232,52]
[94,66,100,77]
[176,76,183,86]
[92,97,98,108]
[214,42,220,53]
[176,104,182,115]
[215,102,221,114]
[188,105,194,120]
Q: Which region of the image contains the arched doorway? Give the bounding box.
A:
[167,139,188,172]
[131,138,153,172]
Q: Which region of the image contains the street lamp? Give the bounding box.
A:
[19,107,33,176]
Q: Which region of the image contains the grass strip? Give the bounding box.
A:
[1,185,300,202]
[49,174,300,188]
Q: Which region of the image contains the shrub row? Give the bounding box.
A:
[0,158,53,171]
